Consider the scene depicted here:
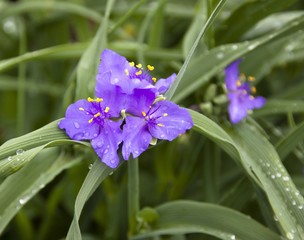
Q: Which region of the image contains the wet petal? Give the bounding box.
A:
[122,116,152,160]
[58,99,99,140]
[154,73,176,94]
[148,101,193,141]
[91,120,123,168]
[125,88,156,116]
[225,59,242,90]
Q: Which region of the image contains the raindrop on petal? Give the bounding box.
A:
[74,122,80,129]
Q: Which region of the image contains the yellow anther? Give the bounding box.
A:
[79,108,84,111]
[251,86,256,93]
[87,97,94,102]
[149,106,152,108]
[88,118,93,123]
[129,62,135,67]
[94,112,101,118]
[96,98,103,102]
[147,65,154,71]
[248,76,255,82]
[250,95,255,100]
[136,64,142,68]
[157,124,163,127]
[105,107,109,113]
[179,133,182,137]
[136,70,142,76]
[242,90,247,94]
[152,77,157,82]
[142,111,146,117]
[163,113,168,117]
[237,80,241,87]
[125,69,129,76]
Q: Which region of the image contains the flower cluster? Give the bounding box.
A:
[59,49,193,168]
[225,59,266,124]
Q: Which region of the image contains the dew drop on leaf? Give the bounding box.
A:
[16,149,24,155]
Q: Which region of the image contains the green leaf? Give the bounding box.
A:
[276,121,304,160]
[189,110,304,239]
[215,0,298,43]
[165,0,227,101]
[66,159,123,240]
[132,200,281,240]
[253,99,304,117]
[75,0,115,99]
[0,150,83,235]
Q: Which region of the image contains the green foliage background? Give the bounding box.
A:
[0,0,304,239]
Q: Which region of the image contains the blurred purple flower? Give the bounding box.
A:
[122,100,193,160]
[225,59,266,124]
[58,97,122,168]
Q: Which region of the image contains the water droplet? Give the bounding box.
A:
[229,235,236,240]
[97,142,103,147]
[160,134,165,138]
[8,156,13,161]
[298,205,303,210]
[88,164,93,170]
[74,122,80,129]
[266,163,270,167]
[248,45,255,50]
[85,132,89,137]
[274,215,279,221]
[3,18,17,35]
[110,160,115,164]
[271,175,276,179]
[286,187,290,192]
[16,149,24,155]
[283,176,290,181]
[39,183,45,189]
[232,44,238,50]
[93,133,98,137]
[286,232,294,239]
[217,52,224,59]
[19,195,30,205]
[292,201,297,206]
[104,149,108,154]
[276,173,282,178]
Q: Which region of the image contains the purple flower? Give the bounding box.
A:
[225,59,266,124]
[95,49,175,99]
[122,100,193,160]
[58,97,123,168]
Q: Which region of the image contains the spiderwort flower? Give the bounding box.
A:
[225,59,266,124]
[58,97,123,168]
[122,100,193,160]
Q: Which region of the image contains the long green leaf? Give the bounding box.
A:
[165,0,227,101]
[132,200,280,240]
[0,150,83,235]
[189,110,304,239]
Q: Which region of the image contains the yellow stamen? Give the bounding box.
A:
[105,107,109,113]
[250,95,255,100]
[157,124,163,127]
[251,86,256,93]
[242,90,247,94]
[149,106,152,108]
[178,133,182,137]
[163,113,168,117]
[88,118,93,123]
[136,70,142,76]
[96,98,103,102]
[87,97,94,102]
[94,112,101,118]
[129,62,135,67]
[142,111,146,117]
[136,63,142,68]
[125,69,129,76]
[79,108,84,111]
[152,77,157,82]
[237,80,241,87]
[147,65,154,71]
[248,76,255,82]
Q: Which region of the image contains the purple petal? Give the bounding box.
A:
[148,101,193,141]
[98,49,131,82]
[250,96,266,109]
[122,116,152,160]
[154,73,176,94]
[125,88,156,116]
[91,120,123,168]
[95,72,126,116]
[228,93,248,124]
[58,99,100,140]
[225,59,242,91]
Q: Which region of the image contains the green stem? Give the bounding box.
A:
[128,157,139,236]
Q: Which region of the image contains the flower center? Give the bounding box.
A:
[125,62,157,83]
